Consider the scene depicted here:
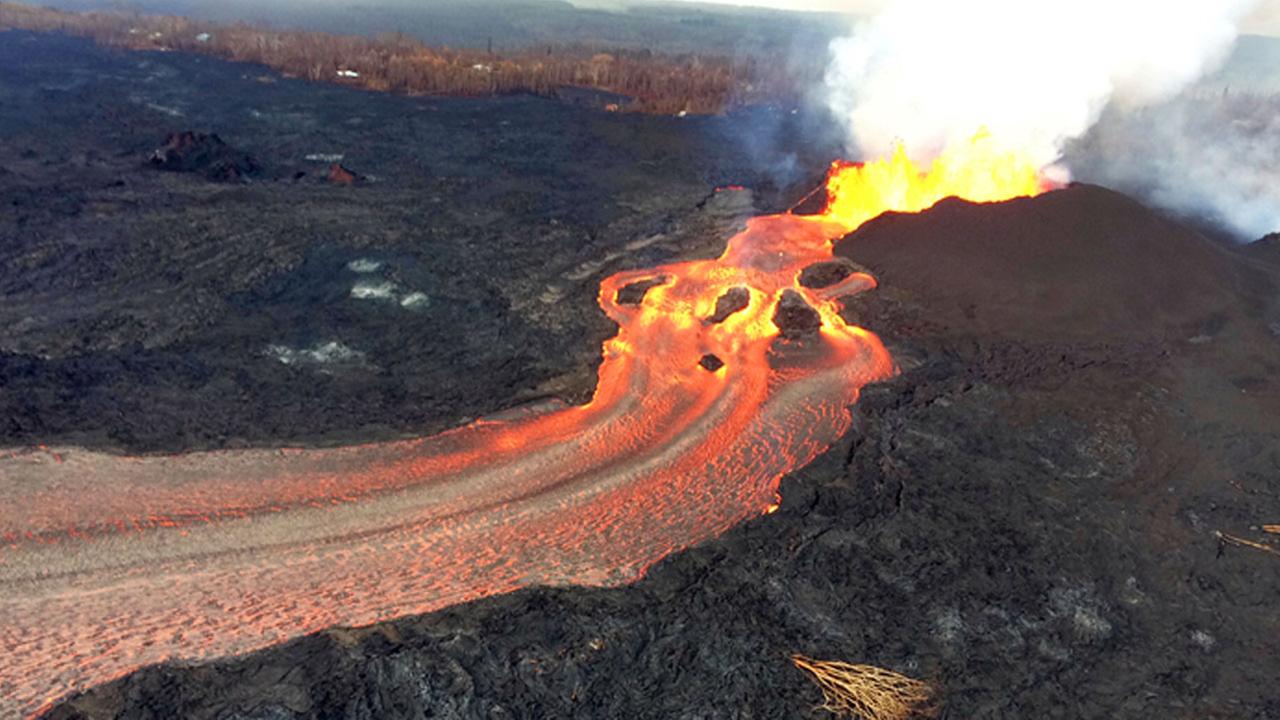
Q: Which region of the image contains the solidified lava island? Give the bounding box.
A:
[0,138,1041,717]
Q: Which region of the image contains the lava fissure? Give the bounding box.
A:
[0,134,1042,718]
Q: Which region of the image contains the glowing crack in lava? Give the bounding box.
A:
[0,135,1042,717]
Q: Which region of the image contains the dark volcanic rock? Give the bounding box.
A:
[797,258,857,289]
[149,131,259,181]
[615,276,668,306]
[771,289,821,338]
[706,285,750,323]
[697,352,724,371]
[0,30,828,454]
[1247,232,1280,266]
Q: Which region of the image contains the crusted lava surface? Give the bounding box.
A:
[0,30,837,453]
[4,31,1279,720]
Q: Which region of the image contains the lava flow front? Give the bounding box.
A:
[0,135,1042,718]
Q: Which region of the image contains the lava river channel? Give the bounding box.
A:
[0,139,1043,718]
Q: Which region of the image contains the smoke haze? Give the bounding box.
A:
[823,0,1279,237]
[1066,92,1280,239]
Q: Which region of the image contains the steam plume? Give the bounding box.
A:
[824,0,1271,235]
[1066,92,1280,239]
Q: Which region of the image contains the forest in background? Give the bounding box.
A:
[30,0,847,57]
[0,1,822,114]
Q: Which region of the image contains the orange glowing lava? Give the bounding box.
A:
[822,131,1044,230]
[0,137,1042,718]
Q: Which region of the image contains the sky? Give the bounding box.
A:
[655,0,1280,36]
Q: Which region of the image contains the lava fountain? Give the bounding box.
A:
[0,134,1043,718]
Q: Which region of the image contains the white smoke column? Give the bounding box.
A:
[825,0,1261,170]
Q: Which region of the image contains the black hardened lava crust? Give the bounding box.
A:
[0,30,837,453]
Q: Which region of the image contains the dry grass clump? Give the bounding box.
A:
[1216,530,1280,558]
[792,655,937,720]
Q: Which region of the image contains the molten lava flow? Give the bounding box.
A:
[0,139,1042,718]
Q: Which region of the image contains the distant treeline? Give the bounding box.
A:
[0,2,814,114]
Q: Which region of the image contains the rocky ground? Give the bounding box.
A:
[0,30,833,452]
[4,30,1279,720]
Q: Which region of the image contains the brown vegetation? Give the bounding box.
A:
[0,1,811,114]
[792,655,936,720]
